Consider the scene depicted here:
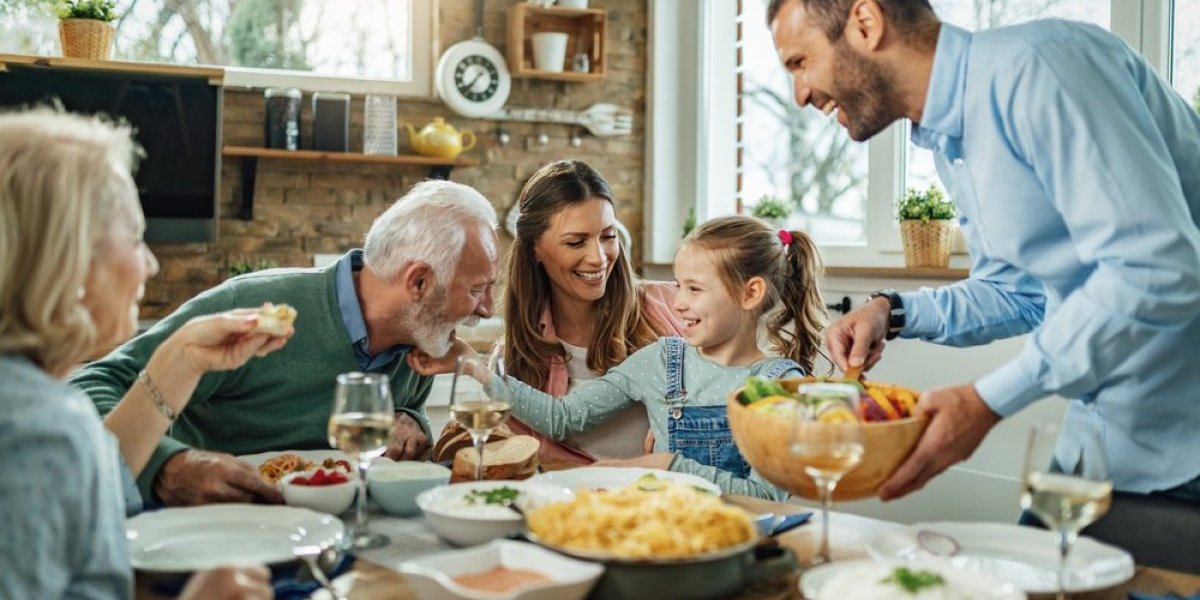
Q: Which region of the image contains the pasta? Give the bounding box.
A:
[257,453,314,484]
[526,479,755,559]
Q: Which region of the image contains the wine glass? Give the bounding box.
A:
[1020,421,1111,600]
[450,350,513,480]
[789,382,865,567]
[327,372,395,550]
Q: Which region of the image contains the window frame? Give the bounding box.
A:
[644,1,1176,269]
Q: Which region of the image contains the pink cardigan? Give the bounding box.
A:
[505,281,686,464]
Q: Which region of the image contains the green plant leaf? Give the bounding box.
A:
[751,194,793,220]
[896,183,955,222]
[56,0,118,21]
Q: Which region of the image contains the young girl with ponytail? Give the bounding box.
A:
[412,216,827,499]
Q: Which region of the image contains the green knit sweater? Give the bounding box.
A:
[69,264,433,500]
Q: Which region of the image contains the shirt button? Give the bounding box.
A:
[953,158,964,166]
[959,216,969,225]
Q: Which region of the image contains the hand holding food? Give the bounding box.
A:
[406,338,480,377]
[252,302,297,336]
[155,449,283,506]
[824,296,891,373]
[158,307,294,378]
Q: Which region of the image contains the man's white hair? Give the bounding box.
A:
[363,179,497,284]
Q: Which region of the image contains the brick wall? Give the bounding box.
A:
[143,0,647,319]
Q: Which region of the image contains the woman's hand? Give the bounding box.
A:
[407,339,482,377]
[594,452,675,470]
[164,308,293,378]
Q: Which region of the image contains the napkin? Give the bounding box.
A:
[149,552,357,599]
[1128,592,1200,600]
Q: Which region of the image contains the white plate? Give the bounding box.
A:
[867,522,1135,594]
[801,558,1025,600]
[530,466,722,495]
[417,481,575,547]
[238,449,347,469]
[126,504,343,573]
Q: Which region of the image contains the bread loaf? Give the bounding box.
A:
[450,435,540,483]
[432,420,515,463]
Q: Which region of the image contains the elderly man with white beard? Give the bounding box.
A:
[71,180,499,506]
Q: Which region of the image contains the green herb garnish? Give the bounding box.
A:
[882,567,946,594]
[464,486,520,506]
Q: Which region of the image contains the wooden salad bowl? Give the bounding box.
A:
[727,377,928,501]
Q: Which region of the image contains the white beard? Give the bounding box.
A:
[401,286,480,357]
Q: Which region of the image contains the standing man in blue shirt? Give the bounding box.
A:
[768,0,1200,502]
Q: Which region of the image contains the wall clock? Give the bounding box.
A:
[435,1,510,118]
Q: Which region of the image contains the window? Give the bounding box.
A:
[1172,0,1200,112]
[738,0,869,246]
[0,0,434,96]
[735,0,1126,264]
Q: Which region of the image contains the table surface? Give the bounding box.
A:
[135,471,1200,600]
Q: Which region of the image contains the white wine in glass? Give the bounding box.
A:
[1020,421,1111,600]
[790,382,864,568]
[451,350,513,480]
[328,372,395,550]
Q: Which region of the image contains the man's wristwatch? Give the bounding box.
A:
[869,289,905,340]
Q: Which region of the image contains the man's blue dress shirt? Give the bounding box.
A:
[334,249,411,371]
[906,21,1200,493]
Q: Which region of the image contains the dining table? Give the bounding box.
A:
[134,461,1200,600]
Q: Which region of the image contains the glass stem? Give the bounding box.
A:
[817,477,835,563]
[1056,527,1072,600]
[472,432,490,481]
[355,455,369,535]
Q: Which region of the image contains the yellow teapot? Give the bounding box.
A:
[405,117,476,159]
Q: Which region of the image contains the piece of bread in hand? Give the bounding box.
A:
[254,302,296,336]
[433,419,515,464]
[450,435,539,482]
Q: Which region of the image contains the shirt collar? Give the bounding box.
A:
[910,22,972,160]
[334,249,411,367]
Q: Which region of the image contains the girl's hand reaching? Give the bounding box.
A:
[594,452,675,470]
[407,339,485,379]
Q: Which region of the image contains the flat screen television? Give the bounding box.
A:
[0,65,221,242]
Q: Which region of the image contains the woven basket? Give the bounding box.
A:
[900,219,956,268]
[59,19,115,61]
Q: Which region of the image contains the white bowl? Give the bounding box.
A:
[416,481,573,547]
[368,459,451,516]
[801,558,1025,600]
[400,539,603,600]
[280,470,356,515]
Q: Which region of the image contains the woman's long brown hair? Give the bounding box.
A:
[682,216,826,374]
[503,160,659,389]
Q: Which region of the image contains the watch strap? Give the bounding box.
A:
[869,289,905,340]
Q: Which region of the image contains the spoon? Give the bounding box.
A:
[916,529,960,557]
[293,544,346,600]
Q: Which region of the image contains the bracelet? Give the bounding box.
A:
[138,369,177,422]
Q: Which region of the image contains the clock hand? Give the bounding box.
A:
[465,71,485,91]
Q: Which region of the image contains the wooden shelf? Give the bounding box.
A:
[221,146,479,220]
[507,4,606,81]
[0,53,223,85]
[221,146,479,168]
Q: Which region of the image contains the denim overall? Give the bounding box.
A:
[663,337,800,478]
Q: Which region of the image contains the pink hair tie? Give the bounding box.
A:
[778,229,793,246]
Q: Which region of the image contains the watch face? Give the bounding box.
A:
[454,55,500,103]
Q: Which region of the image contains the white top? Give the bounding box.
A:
[560,340,651,461]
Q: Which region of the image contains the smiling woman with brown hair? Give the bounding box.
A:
[501,160,685,464]
[0,108,287,599]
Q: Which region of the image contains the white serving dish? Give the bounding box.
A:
[867,521,1135,594]
[416,480,574,547]
[279,470,356,515]
[126,504,343,572]
[400,539,603,600]
[368,459,451,516]
[529,466,722,495]
[801,558,1025,600]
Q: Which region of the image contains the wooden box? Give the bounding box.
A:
[506,3,606,82]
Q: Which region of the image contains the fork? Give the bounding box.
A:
[487,103,633,137]
[293,544,346,600]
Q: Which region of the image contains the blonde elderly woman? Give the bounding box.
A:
[0,108,289,599]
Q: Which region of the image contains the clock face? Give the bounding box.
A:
[436,39,511,118]
[454,55,500,102]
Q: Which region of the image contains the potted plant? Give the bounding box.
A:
[896,184,957,268]
[56,0,118,61]
[751,194,793,230]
